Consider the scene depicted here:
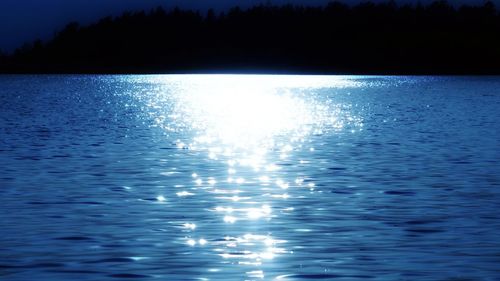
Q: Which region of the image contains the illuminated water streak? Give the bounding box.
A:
[138,75,364,279]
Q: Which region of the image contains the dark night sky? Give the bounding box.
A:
[0,0,497,52]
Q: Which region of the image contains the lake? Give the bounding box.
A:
[1,75,499,280]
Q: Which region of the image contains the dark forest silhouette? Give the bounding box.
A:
[1,1,500,74]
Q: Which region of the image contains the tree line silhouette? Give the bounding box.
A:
[1,1,500,74]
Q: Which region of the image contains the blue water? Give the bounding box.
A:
[1,75,500,281]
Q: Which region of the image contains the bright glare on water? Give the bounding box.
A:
[1,75,500,280]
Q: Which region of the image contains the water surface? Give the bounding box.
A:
[1,75,500,280]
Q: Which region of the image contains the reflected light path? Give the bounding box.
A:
[2,75,499,280]
[140,75,363,279]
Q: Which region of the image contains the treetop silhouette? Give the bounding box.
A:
[2,1,500,74]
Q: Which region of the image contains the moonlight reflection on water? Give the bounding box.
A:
[2,75,499,280]
[137,75,363,278]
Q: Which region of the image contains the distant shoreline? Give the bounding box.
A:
[2,1,500,75]
[0,71,500,74]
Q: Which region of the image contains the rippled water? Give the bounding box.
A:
[1,75,500,281]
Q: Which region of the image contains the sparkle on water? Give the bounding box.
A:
[2,75,500,280]
[138,75,362,278]
[137,75,363,278]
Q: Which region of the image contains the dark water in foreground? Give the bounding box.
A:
[1,75,500,281]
